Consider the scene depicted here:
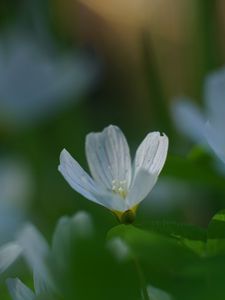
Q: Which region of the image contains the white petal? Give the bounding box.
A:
[58,148,105,205]
[16,224,53,290]
[71,211,94,237]
[52,212,93,269]
[205,121,225,163]
[91,189,127,211]
[126,169,158,209]
[33,270,53,296]
[134,132,168,176]
[59,148,125,210]
[171,98,205,143]
[0,243,22,274]
[7,278,35,300]
[85,125,132,189]
[204,68,225,122]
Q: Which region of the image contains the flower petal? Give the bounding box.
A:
[85,125,132,189]
[204,68,225,123]
[52,212,94,269]
[171,98,205,143]
[58,148,105,205]
[91,189,127,211]
[126,169,158,209]
[134,132,168,176]
[0,242,22,274]
[205,121,225,164]
[59,149,125,210]
[107,238,130,262]
[17,224,49,269]
[7,278,35,300]
[33,270,54,296]
[16,224,54,292]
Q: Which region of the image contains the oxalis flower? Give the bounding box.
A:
[172,68,225,164]
[58,125,168,223]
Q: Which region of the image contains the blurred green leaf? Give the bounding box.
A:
[108,224,225,300]
[50,226,140,300]
[108,225,199,277]
[207,209,225,256]
[140,220,206,241]
[164,155,225,189]
[139,220,207,255]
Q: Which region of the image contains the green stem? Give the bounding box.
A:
[134,258,150,300]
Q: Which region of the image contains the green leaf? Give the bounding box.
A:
[108,224,225,300]
[50,225,141,300]
[207,209,225,256]
[139,221,207,255]
[140,221,206,241]
[164,155,225,189]
[108,225,199,276]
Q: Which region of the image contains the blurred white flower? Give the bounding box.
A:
[15,211,94,296]
[7,269,53,300]
[58,125,168,221]
[0,29,99,128]
[172,68,225,164]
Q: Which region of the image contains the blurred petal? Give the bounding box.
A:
[33,270,53,296]
[147,285,173,300]
[204,68,225,124]
[172,98,205,143]
[0,243,22,274]
[58,149,105,205]
[85,125,132,189]
[71,211,94,237]
[107,238,130,262]
[134,132,168,176]
[16,224,52,289]
[52,212,93,269]
[7,278,35,300]
[205,121,225,163]
[126,169,158,208]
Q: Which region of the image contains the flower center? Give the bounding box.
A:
[111,179,127,198]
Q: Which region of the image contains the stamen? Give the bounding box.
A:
[111,179,127,198]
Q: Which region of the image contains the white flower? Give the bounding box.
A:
[0,28,98,128]
[172,67,225,164]
[58,125,168,221]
